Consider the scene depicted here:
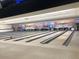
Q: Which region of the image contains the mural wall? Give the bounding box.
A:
[11,18,75,31]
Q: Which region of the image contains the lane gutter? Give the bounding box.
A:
[63,30,75,46]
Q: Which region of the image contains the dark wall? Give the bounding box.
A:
[76,23,79,30]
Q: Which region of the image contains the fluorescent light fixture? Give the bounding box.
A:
[27,8,75,18]
[0,8,78,24]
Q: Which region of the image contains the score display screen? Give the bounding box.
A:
[16,0,24,4]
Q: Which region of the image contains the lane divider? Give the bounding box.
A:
[40,31,67,44]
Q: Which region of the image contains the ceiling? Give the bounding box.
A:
[0,0,79,18]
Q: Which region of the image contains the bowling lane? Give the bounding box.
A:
[1,31,49,41]
[0,42,79,59]
[15,31,55,42]
[47,31,73,47]
[25,31,64,46]
[0,31,55,45]
[13,31,51,41]
[0,31,40,39]
[69,31,79,48]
